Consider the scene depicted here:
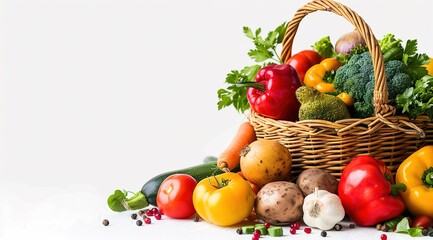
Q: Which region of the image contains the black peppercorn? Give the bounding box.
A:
[131,213,138,220]
[236,228,243,235]
[321,230,327,237]
[136,220,143,226]
[102,219,109,226]
[349,223,355,228]
[193,215,200,222]
[138,210,145,216]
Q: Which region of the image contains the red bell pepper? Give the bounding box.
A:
[338,155,407,227]
[243,64,301,121]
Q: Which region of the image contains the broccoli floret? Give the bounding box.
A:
[334,52,374,100]
[363,80,375,103]
[353,101,375,118]
[384,60,413,99]
[334,52,413,118]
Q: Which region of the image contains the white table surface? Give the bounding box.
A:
[1,0,432,239]
[0,181,424,240]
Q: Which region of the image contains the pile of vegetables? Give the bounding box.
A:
[217,22,432,122]
[106,123,433,237]
[105,22,433,239]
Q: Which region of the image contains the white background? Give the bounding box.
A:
[1,0,432,239]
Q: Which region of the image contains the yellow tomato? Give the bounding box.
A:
[192,172,255,227]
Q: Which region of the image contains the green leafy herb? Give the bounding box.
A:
[107,189,149,212]
[217,22,287,113]
[402,39,430,80]
[396,75,433,120]
[395,217,423,237]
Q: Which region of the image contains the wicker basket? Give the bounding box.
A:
[249,0,433,180]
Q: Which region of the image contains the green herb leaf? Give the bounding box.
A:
[107,190,128,212]
[396,75,433,120]
[395,217,423,237]
[107,189,149,212]
[402,39,430,80]
[217,67,258,113]
[248,46,273,62]
[243,26,254,39]
[217,22,287,112]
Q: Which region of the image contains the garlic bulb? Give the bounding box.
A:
[302,187,345,230]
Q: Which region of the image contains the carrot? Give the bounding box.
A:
[217,122,257,172]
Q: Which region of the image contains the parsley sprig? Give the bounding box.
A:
[402,39,430,80]
[396,75,433,120]
[217,22,287,113]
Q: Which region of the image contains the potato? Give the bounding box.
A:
[240,139,292,188]
[254,181,303,226]
[296,168,338,197]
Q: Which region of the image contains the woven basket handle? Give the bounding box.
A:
[280,0,393,116]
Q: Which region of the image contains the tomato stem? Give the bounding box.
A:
[208,175,230,189]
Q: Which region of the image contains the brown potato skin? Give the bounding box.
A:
[254,181,303,226]
[296,168,338,197]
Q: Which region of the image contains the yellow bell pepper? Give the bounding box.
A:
[425,58,433,76]
[396,145,433,219]
[337,92,354,107]
[304,58,341,93]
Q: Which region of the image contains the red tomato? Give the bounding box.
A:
[156,174,197,219]
[286,50,322,83]
[411,215,433,229]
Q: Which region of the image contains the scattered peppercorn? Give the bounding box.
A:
[349,223,355,228]
[131,213,138,220]
[429,230,433,237]
[422,228,429,236]
[376,224,382,231]
[334,224,342,231]
[136,220,143,226]
[193,215,200,222]
[236,228,243,235]
[321,230,327,237]
[381,224,390,232]
[102,219,109,226]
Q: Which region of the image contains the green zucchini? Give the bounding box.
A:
[141,161,239,206]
